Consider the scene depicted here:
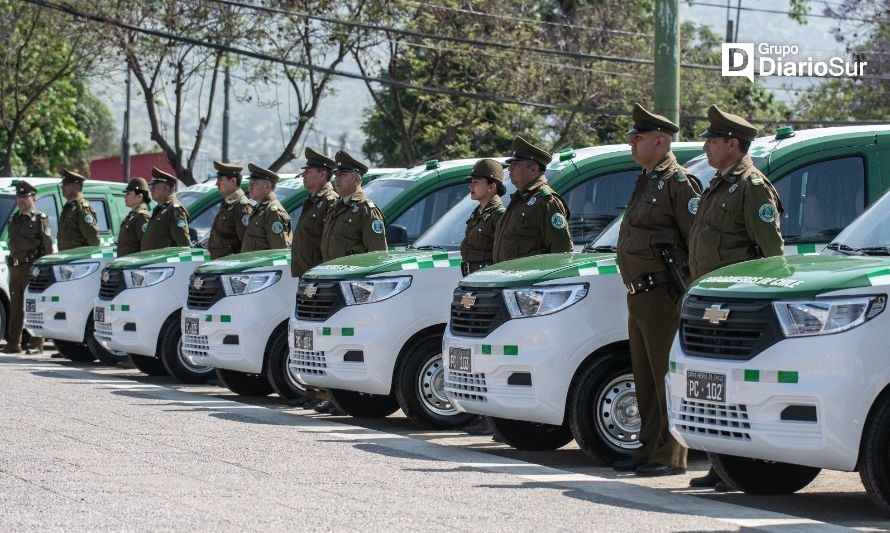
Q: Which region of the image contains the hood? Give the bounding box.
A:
[460,253,619,288]
[106,247,209,269]
[303,250,463,280]
[196,249,291,274]
[36,246,117,264]
[689,255,890,299]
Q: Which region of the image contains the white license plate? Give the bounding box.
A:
[687,370,726,403]
[294,329,313,351]
[94,306,105,323]
[184,317,200,336]
[449,347,471,372]
[26,299,36,313]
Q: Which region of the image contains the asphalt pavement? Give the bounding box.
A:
[0,352,886,531]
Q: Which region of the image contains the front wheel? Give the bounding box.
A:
[709,452,820,495]
[396,337,477,429]
[54,339,97,362]
[216,368,273,397]
[266,329,308,401]
[488,416,573,451]
[158,312,214,384]
[568,351,641,464]
[329,388,400,418]
[129,353,168,376]
[86,316,128,365]
[860,393,890,514]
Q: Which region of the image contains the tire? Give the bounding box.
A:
[859,393,890,514]
[85,316,128,365]
[488,416,574,451]
[266,328,308,401]
[216,368,273,397]
[53,339,97,362]
[568,351,642,464]
[708,452,820,495]
[158,312,214,384]
[0,298,7,342]
[129,353,168,376]
[395,336,477,429]
[329,388,400,418]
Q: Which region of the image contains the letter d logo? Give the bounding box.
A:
[722,43,755,82]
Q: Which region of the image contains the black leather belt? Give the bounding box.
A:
[625,271,672,294]
[461,261,492,276]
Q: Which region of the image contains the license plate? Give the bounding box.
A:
[449,347,471,373]
[184,317,200,336]
[94,306,105,323]
[294,329,313,351]
[26,299,36,313]
[687,370,726,403]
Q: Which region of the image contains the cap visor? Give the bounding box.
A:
[699,130,721,138]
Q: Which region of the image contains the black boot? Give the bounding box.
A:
[689,468,721,487]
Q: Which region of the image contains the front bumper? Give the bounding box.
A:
[666,324,887,472]
[25,276,99,342]
[182,276,296,374]
[93,285,180,357]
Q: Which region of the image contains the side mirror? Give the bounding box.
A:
[385,224,409,247]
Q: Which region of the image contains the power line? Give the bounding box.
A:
[688,1,877,22]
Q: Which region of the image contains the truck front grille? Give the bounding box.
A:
[680,296,782,361]
[444,370,488,402]
[187,274,225,310]
[289,349,327,376]
[449,288,509,337]
[676,398,751,441]
[27,265,55,293]
[295,281,345,321]
[98,269,126,301]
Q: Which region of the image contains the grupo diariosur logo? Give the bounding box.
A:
[722,43,868,82]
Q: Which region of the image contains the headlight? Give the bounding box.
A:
[223,271,281,296]
[503,284,588,318]
[340,276,412,305]
[123,267,175,288]
[52,262,100,281]
[773,296,886,337]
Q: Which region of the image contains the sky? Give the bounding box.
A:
[91,0,859,179]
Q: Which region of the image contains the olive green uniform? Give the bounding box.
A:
[291,182,338,277]
[617,152,700,469]
[320,187,386,261]
[117,205,151,257]
[207,189,253,259]
[7,207,53,350]
[141,194,191,251]
[57,193,99,251]
[492,176,572,263]
[688,155,784,280]
[241,192,291,252]
[460,196,505,275]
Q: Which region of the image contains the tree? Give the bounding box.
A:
[0,0,107,176]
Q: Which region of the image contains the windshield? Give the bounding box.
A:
[177,190,208,210]
[363,179,414,209]
[189,203,219,241]
[412,178,518,250]
[0,195,16,234]
[683,153,767,190]
[584,213,622,252]
[824,190,890,256]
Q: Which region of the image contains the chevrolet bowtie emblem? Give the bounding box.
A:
[304,284,317,298]
[192,277,204,290]
[101,270,110,283]
[460,293,476,309]
[703,304,730,324]
[31,267,40,277]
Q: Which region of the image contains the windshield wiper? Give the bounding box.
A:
[825,243,890,256]
[826,242,856,255]
[584,245,618,253]
[411,245,446,251]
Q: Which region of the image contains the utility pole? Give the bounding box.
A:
[222,65,231,162]
[122,64,131,182]
[654,0,680,128]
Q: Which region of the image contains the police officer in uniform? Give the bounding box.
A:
[613,104,701,477]
[241,163,291,252]
[4,181,53,354]
[460,158,506,276]
[319,150,386,261]
[142,168,191,251]
[291,148,338,278]
[207,161,253,259]
[687,105,784,490]
[117,178,151,257]
[57,169,99,251]
[492,136,572,262]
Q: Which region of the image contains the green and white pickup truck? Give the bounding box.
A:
[666,186,890,513]
[442,125,890,462]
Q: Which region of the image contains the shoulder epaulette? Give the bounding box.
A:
[367,201,376,209]
[750,176,764,186]
[495,206,506,213]
[537,187,552,197]
[239,196,248,205]
[39,212,47,219]
[672,169,687,182]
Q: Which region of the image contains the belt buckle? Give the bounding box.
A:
[627,283,636,295]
